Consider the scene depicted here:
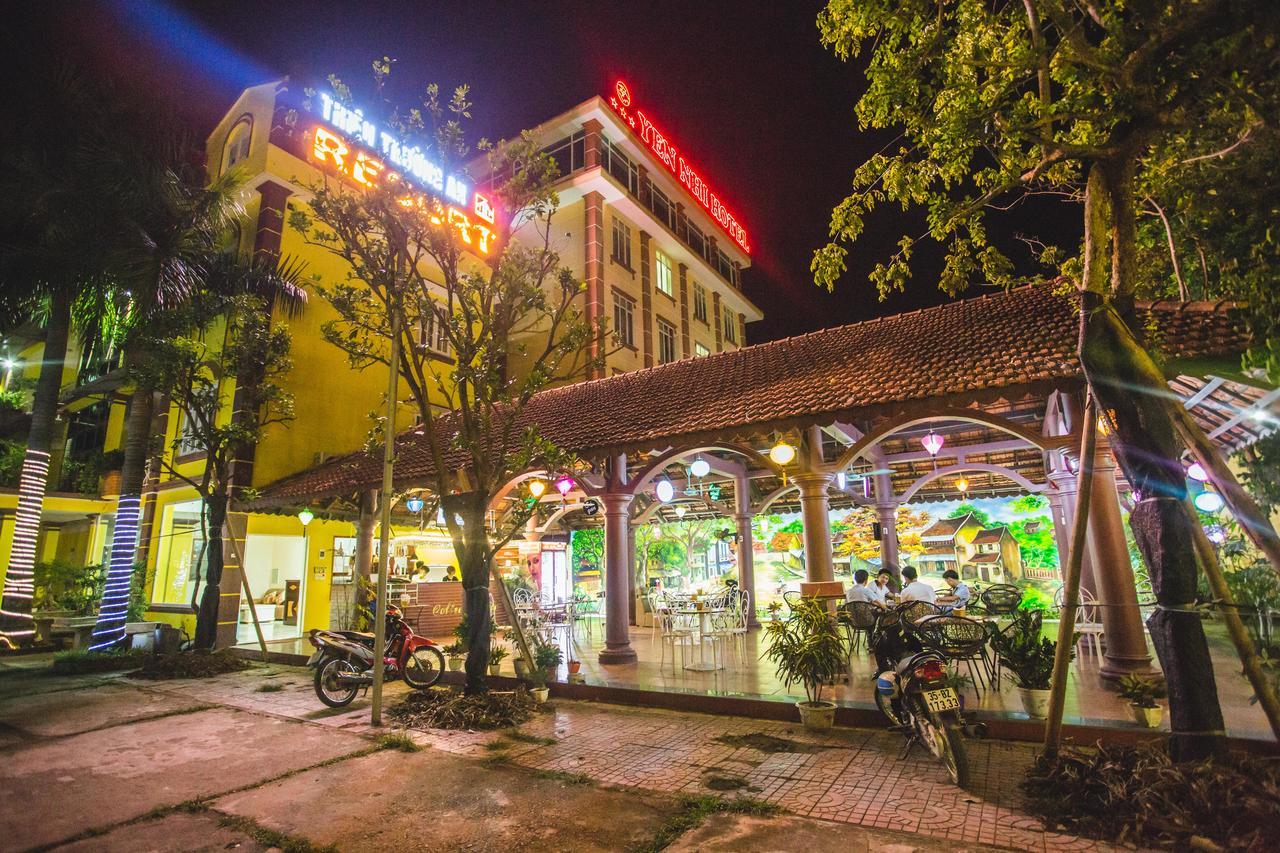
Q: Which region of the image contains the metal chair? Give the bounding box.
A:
[898,600,943,624]
[840,601,880,655]
[915,615,994,690]
[980,584,1022,618]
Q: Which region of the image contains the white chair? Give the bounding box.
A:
[657,608,696,671]
[1073,589,1106,659]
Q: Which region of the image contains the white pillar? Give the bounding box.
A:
[876,503,900,575]
[733,473,758,624]
[794,472,834,582]
[598,491,637,664]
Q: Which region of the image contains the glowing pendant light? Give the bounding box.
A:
[405,495,424,513]
[689,457,711,478]
[675,505,687,518]
[528,478,547,498]
[298,508,315,526]
[921,431,944,456]
[554,475,574,497]
[1194,490,1224,513]
[769,440,796,466]
[955,476,970,495]
[1186,462,1208,482]
[655,477,675,503]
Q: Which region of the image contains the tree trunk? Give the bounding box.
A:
[449,492,493,695]
[89,383,154,648]
[1,289,72,643]
[194,492,227,650]
[1079,294,1227,760]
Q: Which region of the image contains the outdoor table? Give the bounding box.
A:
[675,606,726,672]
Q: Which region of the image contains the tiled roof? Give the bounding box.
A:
[922,545,957,557]
[972,527,1009,544]
[921,515,974,539]
[969,553,1001,564]
[257,285,1250,505]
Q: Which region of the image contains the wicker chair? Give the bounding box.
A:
[840,601,881,655]
[980,584,1022,617]
[915,615,994,690]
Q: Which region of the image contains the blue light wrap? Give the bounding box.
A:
[90,493,142,650]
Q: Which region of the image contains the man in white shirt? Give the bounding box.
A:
[898,565,937,604]
[845,570,883,607]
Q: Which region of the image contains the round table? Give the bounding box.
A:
[675,607,726,672]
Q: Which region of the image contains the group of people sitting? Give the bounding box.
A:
[843,566,971,614]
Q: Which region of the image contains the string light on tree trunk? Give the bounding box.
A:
[0,449,49,642]
[89,492,141,650]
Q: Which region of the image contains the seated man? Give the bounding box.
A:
[844,569,884,607]
[873,568,896,604]
[897,565,937,604]
[937,569,971,614]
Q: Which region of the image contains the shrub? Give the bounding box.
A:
[1018,585,1057,615]
[530,641,563,687]
[761,596,848,704]
[34,560,105,614]
[0,439,24,487]
[989,609,1071,690]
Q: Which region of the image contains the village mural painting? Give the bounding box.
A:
[561,495,1098,618]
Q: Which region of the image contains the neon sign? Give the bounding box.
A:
[308,92,496,253]
[607,80,749,254]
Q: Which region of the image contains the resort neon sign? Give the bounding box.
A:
[607,80,749,254]
[307,92,497,255]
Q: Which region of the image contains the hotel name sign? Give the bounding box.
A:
[607,80,749,254]
[305,92,497,255]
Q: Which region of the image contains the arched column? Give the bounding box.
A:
[1086,441,1156,678]
[1046,469,1098,599]
[734,472,759,626]
[794,472,834,582]
[627,525,638,626]
[876,503,900,576]
[598,487,637,665]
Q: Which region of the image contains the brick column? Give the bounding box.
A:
[253,180,292,260]
[639,231,654,368]
[712,292,723,352]
[215,510,249,648]
[677,264,691,358]
[598,492,637,664]
[583,118,603,169]
[583,191,605,379]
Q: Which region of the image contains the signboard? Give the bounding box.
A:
[582,498,600,517]
[304,92,498,255]
[606,80,749,254]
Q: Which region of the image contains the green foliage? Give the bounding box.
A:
[1018,586,1057,615]
[0,438,23,487]
[487,645,508,665]
[1009,495,1048,514]
[572,528,604,572]
[530,639,563,687]
[990,610,1069,690]
[1008,517,1059,569]
[127,563,151,623]
[946,503,991,529]
[375,732,421,752]
[1235,431,1280,515]
[451,613,496,652]
[761,596,849,705]
[632,794,782,853]
[0,387,24,412]
[1117,674,1167,709]
[34,560,105,614]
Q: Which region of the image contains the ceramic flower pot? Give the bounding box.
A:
[488,663,502,677]
[1018,686,1052,719]
[567,660,582,674]
[448,656,464,672]
[1131,703,1163,728]
[797,700,837,731]
[531,686,550,703]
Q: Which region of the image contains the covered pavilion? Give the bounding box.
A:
[254,283,1265,687]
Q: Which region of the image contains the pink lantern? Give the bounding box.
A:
[554,475,574,497]
[921,431,944,456]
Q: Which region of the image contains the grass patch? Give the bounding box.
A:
[375,731,421,752]
[507,729,557,745]
[712,732,822,753]
[631,794,782,852]
[129,649,252,680]
[387,686,536,730]
[483,738,512,751]
[254,682,286,693]
[215,812,338,853]
[531,769,594,786]
[1023,743,1280,850]
[50,649,147,675]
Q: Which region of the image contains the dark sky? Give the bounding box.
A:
[12,1,1075,343]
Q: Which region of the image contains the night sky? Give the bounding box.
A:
[11,1,1078,343]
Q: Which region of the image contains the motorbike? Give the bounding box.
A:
[307,603,445,707]
[869,605,986,787]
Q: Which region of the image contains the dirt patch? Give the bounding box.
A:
[387,686,536,730]
[129,650,252,680]
[712,732,824,753]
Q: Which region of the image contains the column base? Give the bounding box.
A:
[597,645,637,665]
[1099,653,1159,681]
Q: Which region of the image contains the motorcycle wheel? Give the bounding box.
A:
[314,657,360,708]
[916,709,970,789]
[402,646,445,689]
[875,688,905,727]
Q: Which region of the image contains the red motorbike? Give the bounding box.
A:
[307,604,445,707]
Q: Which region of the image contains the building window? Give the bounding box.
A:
[693,283,708,323]
[648,182,676,231]
[223,119,252,173]
[601,137,638,195]
[175,408,204,456]
[611,216,632,269]
[723,305,738,344]
[613,292,635,348]
[695,342,710,358]
[657,319,677,363]
[716,248,734,282]
[542,130,586,174]
[418,309,451,357]
[655,251,674,297]
[685,222,707,260]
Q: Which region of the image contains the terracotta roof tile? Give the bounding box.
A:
[972,527,1009,544]
[258,285,1250,504]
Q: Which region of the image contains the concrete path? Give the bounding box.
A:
[0,656,1087,851]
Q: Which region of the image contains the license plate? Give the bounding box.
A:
[922,688,960,713]
[306,651,321,667]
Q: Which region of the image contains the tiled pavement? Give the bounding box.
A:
[141,665,1122,852]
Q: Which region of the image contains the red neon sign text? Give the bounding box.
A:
[607,80,749,254]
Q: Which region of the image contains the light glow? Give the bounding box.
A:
[769,441,796,466]
[90,492,142,650]
[1,450,50,640]
[1186,462,1209,482]
[655,478,675,503]
[607,80,749,253]
[955,476,970,493]
[921,431,944,456]
[554,475,574,497]
[689,457,710,478]
[298,508,315,526]
[1194,490,1224,513]
[675,506,687,518]
[405,496,424,514]
[528,479,547,498]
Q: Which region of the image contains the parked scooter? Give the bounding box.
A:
[869,605,986,787]
[307,604,444,707]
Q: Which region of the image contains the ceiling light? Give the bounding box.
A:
[769,441,796,466]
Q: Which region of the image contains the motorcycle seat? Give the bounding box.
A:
[895,652,936,675]
[335,630,375,642]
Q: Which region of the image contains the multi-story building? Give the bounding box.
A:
[508,79,762,380]
[918,513,1024,582]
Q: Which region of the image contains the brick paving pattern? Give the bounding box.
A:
[142,665,1123,852]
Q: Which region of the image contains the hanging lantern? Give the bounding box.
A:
[528,478,547,498]
[769,440,796,466]
[405,495,424,514]
[955,476,970,494]
[554,475,574,497]
[1186,462,1209,482]
[297,508,315,526]
[1194,490,1224,513]
[921,431,944,456]
[689,457,711,478]
[675,505,687,518]
[655,477,675,503]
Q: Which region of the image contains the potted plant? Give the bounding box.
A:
[989,610,1071,719]
[487,646,508,677]
[529,641,563,703]
[761,597,848,730]
[443,641,466,672]
[1118,674,1167,728]
[98,449,125,497]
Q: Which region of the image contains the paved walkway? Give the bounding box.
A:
[138,663,1115,852]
